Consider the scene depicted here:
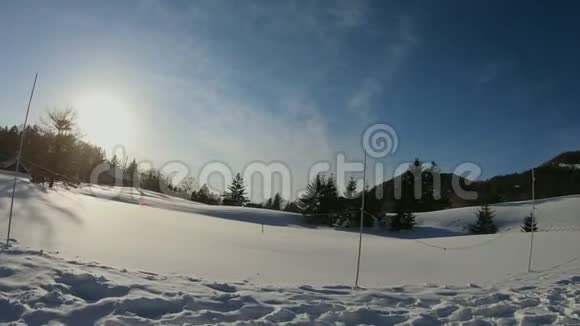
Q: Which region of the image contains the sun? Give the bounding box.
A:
[74,91,134,151]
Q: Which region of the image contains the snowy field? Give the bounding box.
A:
[1,172,580,324]
[2,246,579,325]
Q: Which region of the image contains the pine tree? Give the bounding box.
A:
[191,184,220,205]
[344,176,358,199]
[227,173,248,206]
[125,159,138,186]
[298,174,337,225]
[271,193,283,210]
[264,197,273,209]
[297,174,325,214]
[321,175,339,211]
[391,210,405,231]
[521,212,538,232]
[284,201,301,213]
[110,154,119,168]
[390,200,416,231]
[470,204,498,234]
[401,211,416,230]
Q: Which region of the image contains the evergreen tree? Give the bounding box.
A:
[43,107,78,187]
[344,176,358,199]
[321,175,339,213]
[191,184,221,205]
[390,201,416,231]
[390,210,404,231]
[110,154,119,168]
[521,212,538,232]
[470,204,498,234]
[298,174,337,225]
[125,159,139,186]
[401,211,416,229]
[284,200,301,213]
[298,174,325,214]
[264,197,273,209]
[271,193,283,210]
[227,173,248,206]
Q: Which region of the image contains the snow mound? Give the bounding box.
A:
[1,247,579,325]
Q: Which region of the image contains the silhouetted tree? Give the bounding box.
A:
[271,193,283,210]
[345,176,358,199]
[470,204,498,234]
[125,159,139,186]
[521,212,538,232]
[191,184,221,205]
[284,200,301,213]
[43,107,78,187]
[227,173,248,206]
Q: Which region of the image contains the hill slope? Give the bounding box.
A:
[1,171,579,288]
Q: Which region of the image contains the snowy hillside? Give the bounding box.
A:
[1,172,580,324]
[417,195,580,234]
[1,172,579,286]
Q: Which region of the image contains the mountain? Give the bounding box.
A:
[370,151,580,212]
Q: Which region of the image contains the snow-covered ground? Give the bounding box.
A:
[1,172,579,324]
[2,246,579,325]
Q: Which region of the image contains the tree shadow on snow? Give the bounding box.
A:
[77,186,304,227]
[0,177,82,247]
[335,226,464,239]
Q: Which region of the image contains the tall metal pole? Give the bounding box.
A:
[527,168,535,272]
[5,73,38,248]
[354,153,367,288]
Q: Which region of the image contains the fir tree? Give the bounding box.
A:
[284,200,301,213]
[344,176,358,199]
[227,173,248,206]
[297,174,325,214]
[110,154,119,168]
[271,193,283,210]
[521,212,538,232]
[390,201,416,231]
[191,184,221,205]
[391,210,405,231]
[470,204,498,234]
[401,211,416,230]
[264,197,273,209]
[298,174,338,225]
[125,159,138,186]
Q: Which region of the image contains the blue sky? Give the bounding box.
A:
[1,1,579,198]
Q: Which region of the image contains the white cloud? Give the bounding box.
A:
[348,78,382,116]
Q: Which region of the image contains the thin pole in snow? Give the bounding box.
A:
[527,168,535,272]
[5,73,38,248]
[354,153,367,288]
[261,223,264,234]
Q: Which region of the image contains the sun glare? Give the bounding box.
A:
[74,91,134,152]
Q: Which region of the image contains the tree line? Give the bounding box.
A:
[0,107,554,232]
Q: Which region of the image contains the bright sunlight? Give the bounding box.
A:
[73,91,134,151]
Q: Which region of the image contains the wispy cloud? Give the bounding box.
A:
[348,78,382,117]
[347,16,421,119]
